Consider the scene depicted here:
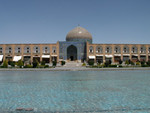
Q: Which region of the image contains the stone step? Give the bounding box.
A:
[65,62,82,67]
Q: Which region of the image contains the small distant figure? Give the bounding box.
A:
[25,108,34,111]
[16,107,24,111]
[16,107,34,111]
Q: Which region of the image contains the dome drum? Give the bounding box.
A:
[66,38,92,44]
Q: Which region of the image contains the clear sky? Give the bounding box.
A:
[0,0,150,44]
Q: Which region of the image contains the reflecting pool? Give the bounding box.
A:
[0,70,150,112]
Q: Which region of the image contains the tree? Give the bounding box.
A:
[136,61,141,66]
[41,61,45,66]
[105,61,109,67]
[128,59,131,64]
[32,59,39,68]
[109,60,112,64]
[61,61,66,66]
[141,60,145,65]
[88,60,94,66]
[17,60,24,68]
[52,61,57,67]
[119,59,122,64]
[130,61,135,65]
[146,61,150,66]
[125,60,129,65]
[8,61,15,67]
[3,60,8,68]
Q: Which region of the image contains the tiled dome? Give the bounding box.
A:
[66,26,92,41]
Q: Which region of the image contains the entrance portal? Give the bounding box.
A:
[67,45,77,61]
[70,56,74,61]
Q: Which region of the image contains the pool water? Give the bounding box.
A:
[0,70,150,112]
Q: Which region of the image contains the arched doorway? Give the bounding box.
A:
[67,45,77,61]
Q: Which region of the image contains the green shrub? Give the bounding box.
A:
[32,59,39,68]
[119,60,122,64]
[37,65,45,68]
[61,61,66,66]
[52,61,57,66]
[118,65,123,67]
[101,63,105,67]
[104,60,112,67]
[88,60,94,66]
[32,62,37,68]
[97,64,102,68]
[82,63,86,66]
[24,64,33,68]
[91,65,98,68]
[141,61,145,65]
[104,61,109,67]
[2,60,8,68]
[41,61,45,66]
[128,59,131,64]
[146,61,150,66]
[108,64,117,67]
[136,62,141,66]
[8,61,15,67]
[141,64,149,67]
[97,63,101,68]
[130,61,135,65]
[44,65,49,68]
[8,61,12,65]
[17,60,24,68]
[37,64,49,68]
[125,60,129,65]
[109,60,112,64]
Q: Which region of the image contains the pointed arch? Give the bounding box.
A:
[67,45,77,61]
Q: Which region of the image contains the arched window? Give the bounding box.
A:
[123,46,129,53]
[52,46,56,53]
[24,46,31,53]
[6,46,12,54]
[96,46,103,53]
[105,46,112,53]
[114,46,121,53]
[89,46,93,53]
[140,46,146,53]
[132,46,138,53]
[15,46,21,53]
[43,46,50,53]
[33,46,40,53]
[0,47,3,54]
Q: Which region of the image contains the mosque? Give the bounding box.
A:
[0,26,150,64]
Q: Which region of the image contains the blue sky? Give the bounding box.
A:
[0,0,150,44]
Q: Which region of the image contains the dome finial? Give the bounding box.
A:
[78,24,80,27]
